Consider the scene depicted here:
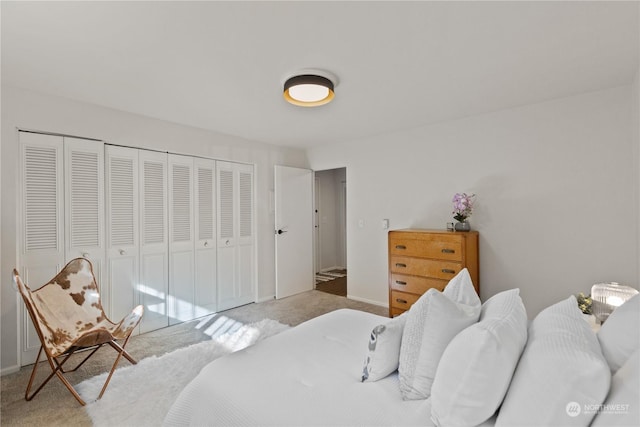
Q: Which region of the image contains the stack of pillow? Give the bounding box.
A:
[362,269,640,426]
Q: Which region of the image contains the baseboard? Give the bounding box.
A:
[256,295,276,303]
[1,364,20,376]
[346,294,388,308]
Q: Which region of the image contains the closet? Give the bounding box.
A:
[18,131,255,364]
[19,132,105,363]
[216,161,254,311]
[167,154,220,325]
[106,147,171,333]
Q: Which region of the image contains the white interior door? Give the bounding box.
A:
[168,154,195,324]
[19,132,65,365]
[217,161,255,311]
[275,165,314,299]
[194,158,217,317]
[139,150,169,333]
[105,145,140,323]
[64,137,105,291]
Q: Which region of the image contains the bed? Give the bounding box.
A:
[165,272,639,427]
[166,309,448,426]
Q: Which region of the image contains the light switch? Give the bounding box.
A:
[382,219,389,229]
[358,219,365,228]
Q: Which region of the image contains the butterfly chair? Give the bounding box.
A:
[12,258,144,406]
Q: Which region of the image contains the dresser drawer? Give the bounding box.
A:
[390,256,462,280]
[390,306,407,317]
[389,234,462,261]
[390,273,447,294]
[390,291,421,312]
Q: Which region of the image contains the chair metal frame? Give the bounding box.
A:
[13,258,144,406]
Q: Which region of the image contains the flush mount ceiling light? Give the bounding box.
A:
[283,72,336,107]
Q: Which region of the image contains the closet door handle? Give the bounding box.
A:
[395,245,407,250]
[442,269,456,274]
[395,280,407,286]
[395,263,407,268]
[119,249,125,255]
[396,298,408,305]
[441,248,455,254]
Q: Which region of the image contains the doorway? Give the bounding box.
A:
[313,168,347,297]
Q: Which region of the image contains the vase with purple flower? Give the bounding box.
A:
[452,193,475,231]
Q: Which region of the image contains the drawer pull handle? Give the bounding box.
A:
[395,245,407,250]
[396,298,408,305]
[442,269,456,274]
[395,263,407,268]
[395,280,407,285]
[441,248,455,254]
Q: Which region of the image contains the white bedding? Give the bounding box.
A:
[165,309,438,426]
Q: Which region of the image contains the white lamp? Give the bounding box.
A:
[591,282,638,323]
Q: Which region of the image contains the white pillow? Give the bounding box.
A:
[431,288,528,426]
[496,296,611,426]
[361,313,407,382]
[591,349,639,426]
[597,294,640,373]
[398,268,481,400]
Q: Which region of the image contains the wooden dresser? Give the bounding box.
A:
[388,229,479,317]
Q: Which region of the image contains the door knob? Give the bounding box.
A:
[204,241,209,247]
[276,229,287,235]
[119,249,125,255]
[82,252,89,258]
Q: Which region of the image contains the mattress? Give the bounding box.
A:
[164,309,435,426]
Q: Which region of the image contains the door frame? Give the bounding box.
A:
[314,177,321,275]
[313,167,347,274]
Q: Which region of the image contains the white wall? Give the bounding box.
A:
[308,86,638,317]
[634,68,640,282]
[0,86,307,372]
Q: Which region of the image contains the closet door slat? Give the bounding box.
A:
[197,167,214,241]
[24,145,60,251]
[109,156,136,246]
[219,169,234,240]
[239,171,253,239]
[143,161,166,245]
[69,150,100,248]
[171,163,192,243]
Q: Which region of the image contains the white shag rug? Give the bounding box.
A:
[77,318,290,426]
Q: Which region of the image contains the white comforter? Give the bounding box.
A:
[164,309,434,426]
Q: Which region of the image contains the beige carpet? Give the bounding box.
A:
[0,290,387,426]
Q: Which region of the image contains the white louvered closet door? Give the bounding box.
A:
[105,145,139,324]
[64,137,105,290]
[168,154,195,325]
[19,132,65,364]
[139,150,169,333]
[217,161,255,311]
[236,163,255,305]
[194,158,217,317]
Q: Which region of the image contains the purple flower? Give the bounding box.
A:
[452,193,475,222]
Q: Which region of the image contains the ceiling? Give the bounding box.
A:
[2,1,638,150]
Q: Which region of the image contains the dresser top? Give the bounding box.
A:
[390,228,479,235]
